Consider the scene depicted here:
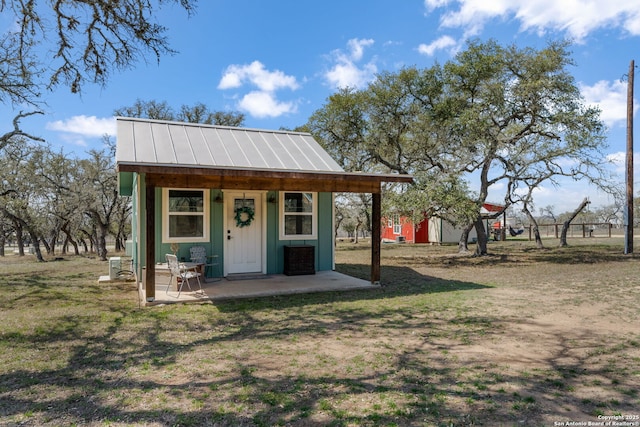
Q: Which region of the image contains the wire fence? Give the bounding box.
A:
[523,223,613,240]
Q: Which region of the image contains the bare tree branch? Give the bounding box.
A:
[0,111,45,151]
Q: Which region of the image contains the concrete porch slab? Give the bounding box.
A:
[140,270,378,306]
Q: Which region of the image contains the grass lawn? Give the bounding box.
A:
[0,237,639,426]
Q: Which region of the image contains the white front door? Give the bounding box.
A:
[225,191,264,275]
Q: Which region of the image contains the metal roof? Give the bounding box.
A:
[115,117,344,173]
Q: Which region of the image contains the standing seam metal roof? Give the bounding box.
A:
[115,117,344,173]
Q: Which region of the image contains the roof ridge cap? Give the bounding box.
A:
[114,116,312,136]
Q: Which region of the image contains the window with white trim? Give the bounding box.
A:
[393,214,401,235]
[280,192,317,240]
[162,188,209,243]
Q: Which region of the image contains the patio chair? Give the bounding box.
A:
[165,253,203,297]
[190,245,220,281]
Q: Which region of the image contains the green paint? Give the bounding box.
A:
[118,172,134,196]
[130,185,336,278]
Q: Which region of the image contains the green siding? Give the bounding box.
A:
[210,190,225,277]
[129,173,140,275]
[317,192,334,270]
[266,191,279,274]
[133,185,334,277]
[269,192,334,274]
[143,187,224,279]
[118,172,134,197]
[138,174,147,269]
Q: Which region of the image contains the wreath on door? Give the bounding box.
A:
[234,205,255,228]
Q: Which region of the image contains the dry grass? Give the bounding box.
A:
[0,237,639,426]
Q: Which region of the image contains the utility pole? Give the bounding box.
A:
[625,59,634,254]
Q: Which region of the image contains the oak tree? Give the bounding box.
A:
[1,0,198,104]
[308,39,608,255]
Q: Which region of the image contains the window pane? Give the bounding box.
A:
[169,215,204,238]
[234,198,255,211]
[169,190,203,213]
[284,192,313,213]
[285,215,312,235]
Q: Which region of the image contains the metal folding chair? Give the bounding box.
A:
[165,253,203,297]
[189,245,220,281]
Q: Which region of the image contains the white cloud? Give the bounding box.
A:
[347,38,374,61]
[607,151,626,174]
[238,91,297,119]
[417,35,459,56]
[579,80,635,127]
[217,61,299,118]
[325,62,377,90]
[426,0,640,41]
[46,115,116,137]
[218,61,299,92]
[436,0,512,37]
[324,38,378,90]
[217,72,242,90]
[425,0,451,11]
[606,151,640,178]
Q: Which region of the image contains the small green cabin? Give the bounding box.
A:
[115,117,412,302]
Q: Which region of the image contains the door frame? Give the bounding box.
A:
[222,190,267,276]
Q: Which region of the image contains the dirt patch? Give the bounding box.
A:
[1,239,639,426]
[369,240,640,425]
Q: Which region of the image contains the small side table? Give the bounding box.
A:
[283,245,315,275]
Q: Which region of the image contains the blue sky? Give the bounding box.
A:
[2,0,640,214]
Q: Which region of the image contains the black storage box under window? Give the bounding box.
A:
[283,245,315,275]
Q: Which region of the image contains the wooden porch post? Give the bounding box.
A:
[145,185,156,301]
[371,191,381,284]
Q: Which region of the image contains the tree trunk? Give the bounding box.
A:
[70,239,80,255]
[48,231,58,255]
[96,222,109,261]
[354,218,362,244]
[15,223,25,256]
[79,238,88,253]
[334,217,344,245]
[41,237,52,255]
[30,233,45,262]
[458,222,474,252]
[61,224,80,255]
[560,197,591,247]
[522,205,544,249]
[81,223,99,254]
[0,220,5,257]
[474,216,488,256]
[61,236,68,254]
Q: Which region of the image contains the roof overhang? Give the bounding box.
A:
[117,163,413,194]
